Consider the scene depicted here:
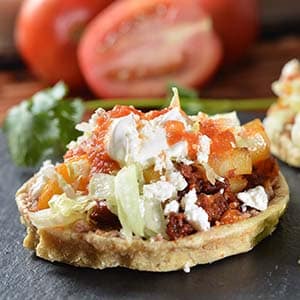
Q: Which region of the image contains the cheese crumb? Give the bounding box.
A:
[143,181,177,202]
[183,263,191,273]
[164,200,180,215]
[237,185,268,211]
[197,135,211,163]
[182,189,210,231]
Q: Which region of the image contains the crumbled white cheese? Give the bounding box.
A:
[143,181,177,202]
[137,121,168,166]
[68,108,105,150]
[181,188,198,210]
[30,160,55,198]
[185,205,210,231]
[166,141,188,160]
[167,170,187,191]
[154,151,175,173]
[291,113,300,148]
[197,135,211,163]
[183,263,191,273]
[164,200,180,215]
[182,188,210,231]
[76,108,105,133]
[237,185,268,211]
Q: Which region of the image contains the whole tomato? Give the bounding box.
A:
[16,0,113,89]
[199,0,259,63]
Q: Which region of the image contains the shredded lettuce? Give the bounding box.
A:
[143,197,166,238]
[114,165,145,238]
[88,173,117,214]
[88,173,115,199]
[29,194,93,229]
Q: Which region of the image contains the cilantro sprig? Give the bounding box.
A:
[3,82,84,167]
[3,82,275,167]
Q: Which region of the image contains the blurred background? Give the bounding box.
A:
[0,0,299,122]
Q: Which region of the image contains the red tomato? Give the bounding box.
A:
[198,0,259,63]
[78,0,223,98]
[16,0,113,89]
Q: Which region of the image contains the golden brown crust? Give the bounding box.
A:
[16,173,289,272]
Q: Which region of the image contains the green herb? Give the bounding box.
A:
[3,82,84,167]
[3,82,275,167]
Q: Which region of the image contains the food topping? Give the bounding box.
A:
[264,59,300,151]
[28,88,279,240]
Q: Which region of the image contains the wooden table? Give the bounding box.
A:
[0,36,300,123]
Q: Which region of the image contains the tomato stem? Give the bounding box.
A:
[84,97,275,114]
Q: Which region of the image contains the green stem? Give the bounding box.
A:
[84,97,275,114]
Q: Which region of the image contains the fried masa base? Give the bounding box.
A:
[270,135,300,167]
[16,173,289,272]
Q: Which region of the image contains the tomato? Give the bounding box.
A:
[78,0,223,98]
[198,0,259,63]
[16,0,113,89]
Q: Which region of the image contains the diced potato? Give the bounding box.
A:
[210,148,252,177]
[237,119,270,165]
[143,166,161,184]
[228,176,248,193]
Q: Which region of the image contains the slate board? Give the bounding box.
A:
[1,113,300,300]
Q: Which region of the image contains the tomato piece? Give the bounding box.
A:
[37,179,62,210]
[200,119,235,155]
[79,0,223,97]
[198,0,259,63]
[16,0,113,89]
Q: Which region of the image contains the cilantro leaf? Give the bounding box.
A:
[3,82,85,167]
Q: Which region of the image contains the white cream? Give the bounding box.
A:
[152,107,189,129]
[237,185,268,211]
[107,113,140,166]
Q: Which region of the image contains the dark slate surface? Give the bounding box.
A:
[1,113,300,300]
